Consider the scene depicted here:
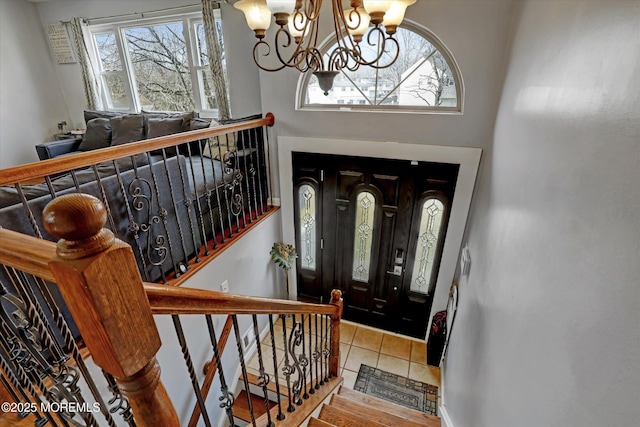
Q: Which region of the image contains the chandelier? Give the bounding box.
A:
[234,0,417,94]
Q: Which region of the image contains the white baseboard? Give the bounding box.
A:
[269,197,281,206]
[439,405,455,427]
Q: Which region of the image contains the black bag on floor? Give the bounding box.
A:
[427,310,447,366]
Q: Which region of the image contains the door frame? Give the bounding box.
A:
[278,136,481,340]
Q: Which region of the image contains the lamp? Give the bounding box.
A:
[234,0,416,94]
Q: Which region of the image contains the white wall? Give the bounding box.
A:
[442,1,640,426]
[0,0,70,167]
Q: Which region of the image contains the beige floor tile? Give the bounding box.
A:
[410,340,427,364]
[340,343,350,368]
[341,369,359,390]
[376,354,410,378]
[248,344,286,376]
[339,322,357,344]
[408,362,440,387]
[351,327,383,352]
[380,334,412,360]
[344,346,379,372]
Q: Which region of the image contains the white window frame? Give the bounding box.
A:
[86,8,224,117]
[296,20,464,115]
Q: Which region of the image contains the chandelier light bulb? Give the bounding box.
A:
[234,0,272,38]
[266,0,297,26]
[343,7,371,43]
[362,0,393,25]
[382,0,416,34]
[288,12,308,41]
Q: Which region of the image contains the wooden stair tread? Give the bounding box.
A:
[308,417,338,427]
[241,371,288,395]
[329,393,435,427]
[337,386,440,426]
[232,390,276,422]
[318,403,386,427]
[253,376,343,426]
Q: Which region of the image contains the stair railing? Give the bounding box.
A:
[0,193,343,427]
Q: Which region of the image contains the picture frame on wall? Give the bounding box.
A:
[46,23,76,64]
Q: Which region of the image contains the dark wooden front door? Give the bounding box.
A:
[293,153,458,338]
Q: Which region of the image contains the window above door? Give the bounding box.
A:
[297,21,463,114]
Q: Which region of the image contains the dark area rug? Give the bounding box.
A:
[354,365,438,415]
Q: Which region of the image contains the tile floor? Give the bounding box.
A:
[249,317,440,396]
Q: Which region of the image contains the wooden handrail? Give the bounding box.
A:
[0,228,56,282]
[144,282,339,316]
[0,113,274,186]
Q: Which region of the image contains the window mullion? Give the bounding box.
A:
[185,18,204,113]
[113,26,138,112]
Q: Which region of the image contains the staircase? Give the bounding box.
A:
[235,380,440,427]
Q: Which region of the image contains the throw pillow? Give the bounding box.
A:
[202,119,237,161]
[142,110,197,133]
[110,114,144,146]
[146,117,184,139]
[84,109,124,124]
[77,118,112,151]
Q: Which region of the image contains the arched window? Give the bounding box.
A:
[298,22,462,113]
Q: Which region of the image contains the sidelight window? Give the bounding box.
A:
[298,184,317,271]
[410,198,445,294]
[352,191,376,282]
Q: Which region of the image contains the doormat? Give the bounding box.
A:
[354,365,438,415]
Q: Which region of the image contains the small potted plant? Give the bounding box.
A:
[270,242,298,299]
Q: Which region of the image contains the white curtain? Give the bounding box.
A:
[70,18,101,110]
[202,0,231,120]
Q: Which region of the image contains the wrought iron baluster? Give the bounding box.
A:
[239,131,254,224]
[252,315,274,427]
[159,151,191,275]
[300,316,309,399]
[287,316,304,406]
[263,124,273,211]
[172,315,212,427]
[15,184,43,239]
[196,142,219,249]
[91,164,117,233]
[324,315,331,381]
[71,170,81,191]
[205,315,235,427]
[172,146,205,261]
[280,315,295,412]
[216,135,235,239]
[318,314,324,386]
[145,152,179,282]
[308,314,315,394]
[226,133,246,233]
[205,136,227,244]
[268,315,285,420]
[183,144,209,256]
[45,176,57,199]
[248,127,261,216]
[114,160,151,282]
[314,314,320,390]
[232,315,257,427]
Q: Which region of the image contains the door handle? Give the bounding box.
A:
[386,266,402,276]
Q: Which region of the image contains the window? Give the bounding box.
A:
[88,11,226,116]
[298,184,317,271]
[299,23,461,113]
[352,191,376,282]
[409,198,445,294]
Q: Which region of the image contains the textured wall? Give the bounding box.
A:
[443,1,640,426]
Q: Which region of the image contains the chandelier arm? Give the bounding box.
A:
[273,27,308,69]
[252,40,288,72]
[306,48,326,72]
[367,35,400,69]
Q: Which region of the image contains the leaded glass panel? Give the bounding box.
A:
[298,184,316,271]
[410,199,445,294]
[352,191,376,282]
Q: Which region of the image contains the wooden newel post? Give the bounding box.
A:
[43,194,180,427]
[329,289,343,377]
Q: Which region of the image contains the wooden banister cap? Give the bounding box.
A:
[43,193,115,259]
